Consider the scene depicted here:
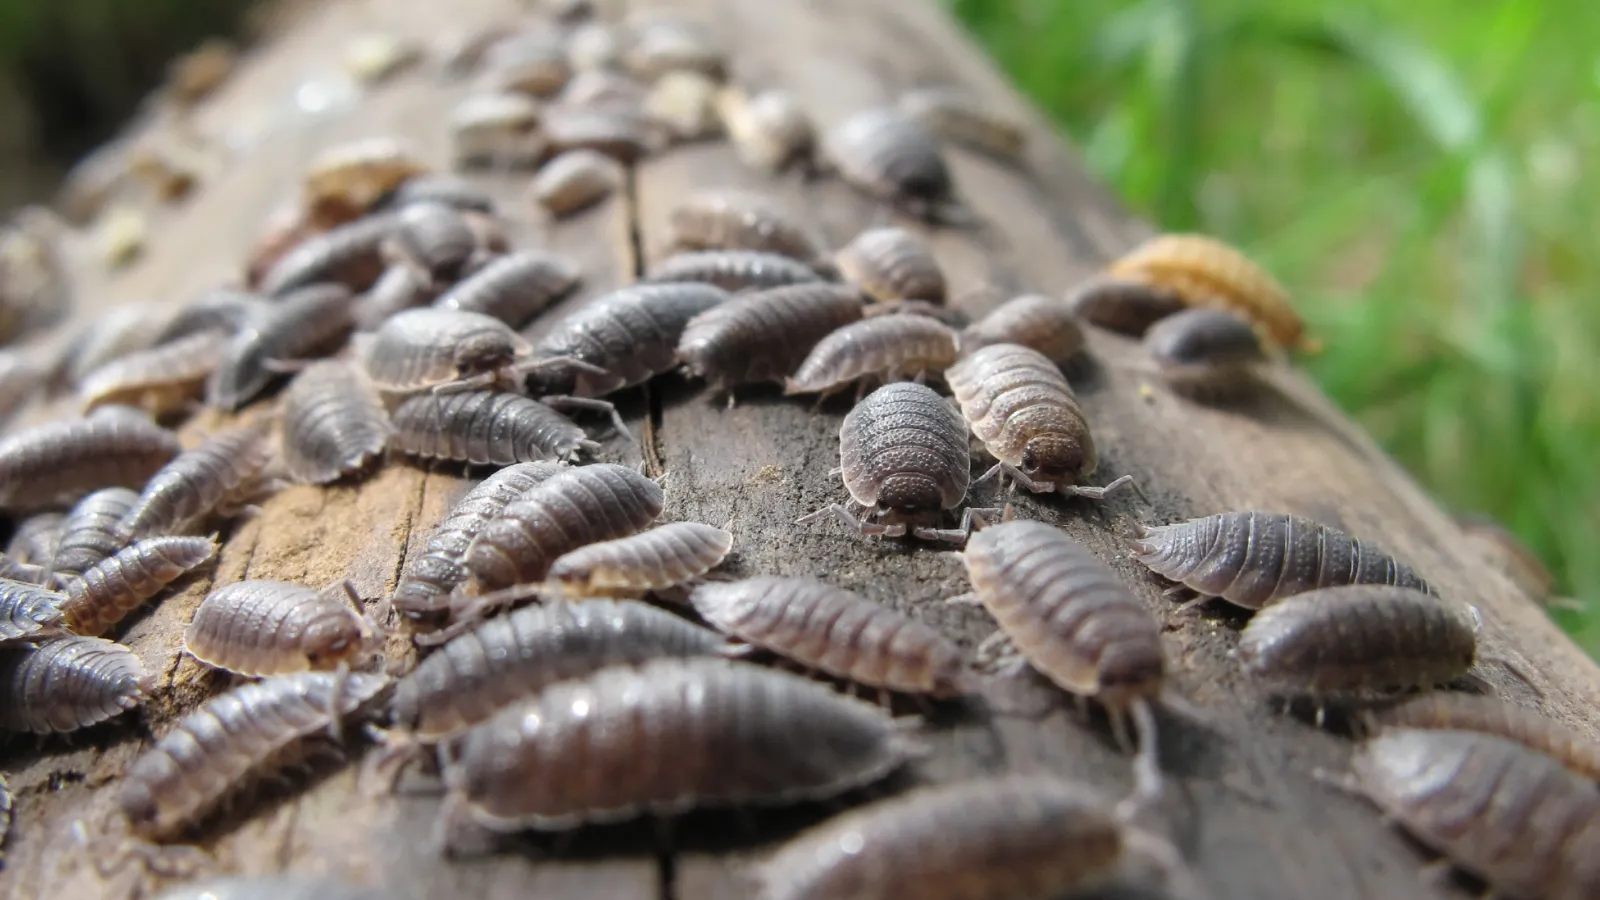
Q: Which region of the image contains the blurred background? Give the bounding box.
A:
[0,0,1593,651]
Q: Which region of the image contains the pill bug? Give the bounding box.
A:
[1108,233,1306,350]
[155,289,270,344]
[362,307,531,392]
[303,137,427,229]
[825,108,958,222]
[1352,729,1600,900]
[59,535,217,637]
[544,522,733,597]
[208,284,356,411]
[463,462,664,593]
[0,635,152,732]
[117,671,390,841]
[530,149,620,217]
[1064,276,1186,337]
[1130,511,1435,611]
[799,381,981,542]
[51,487,142,576]
[1236,585,1478,697]
[257,213,396,298]
[758,775,1127,900]
[540,105,660,164]
[438,658,915,838]
[1143,308,1265,398]
[7,511,65,565]
[0,408,181,512]
[117,421,275,540]
[154,875,384,900]
[718,88,818,175]
[784,314,960,398]
[623,19,726,82]
[645,70,721,141]
[0,578,66,645]
[947,343,1136,498]
[184,580,375,677]
[432,251,581,329]
[563,21,622,73]
[390,390,596,466]
[280,360,392,484]
[524,282,730,397]
[666,189,826,263]
[690,575,971,697]
[1363,693,1600,782]
[382,202,489,290]
[643,249,824,293]
[834,227,946,304]
[961,294,1085,366]
[450,92,543,170]
[676,283,864,393]
[78,330,228,416]
[896,86,1029,164]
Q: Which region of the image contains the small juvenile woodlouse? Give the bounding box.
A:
[257,213,396,298]
[784,314,960,398]
[185,580,376,677]
[676,283,864,393]
[947,343,1137,498]
[0,407,181,512]
[382,202,493,290]
[116,671,390,841]
[450,92,543,169]
[0,635,152,732]
[667,190,826,264]
[961,293,1085,366]
[0,578,66,645]
[544,521,733,597]
[361,307,530,393]
[51,487,142,576]
[482,32,571,98]
[390,390,596,466]
[645,70,721,141]
[303,137,427,229]
[1143,307,1265,399]
[1130,511,1435,611]
[437,658,915,840]
[800,381,986,542]
[463,462,664,592]
[60,535,218,637]
[1363,693,1600,782]
[718,88,818,175]
[209,284,356,411]
[117,420,275,539]
[280,360,392,484]
[78,330,227,416]
[1236,585,1478,698]
[1108,233,1307,350]
[7,511,65,565]
[525,282,729,397]
[58,304,168,388]
[689,575,971,697]
[529,150,620,218]
[624,19,726,82]
[644,249,824,292]
[155,289,268,345]
[392,461,564,628]
[833,227,945,305]
[432,251,582,329]
[1350,728,1600,900]
[1065,276,1187,337]
[825,108,958,222]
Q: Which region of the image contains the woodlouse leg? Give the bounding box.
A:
[1066,474,1147,504]
[324,661,351,741]
[944,592,981,605]
[1174,593,1217,614]
[1115,697,1165,822]
[539,395,635,443]
[795,503,896,537]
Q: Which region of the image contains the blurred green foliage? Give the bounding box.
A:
[951,0,1600,651]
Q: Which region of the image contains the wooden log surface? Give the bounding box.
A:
[4,0,1598,897]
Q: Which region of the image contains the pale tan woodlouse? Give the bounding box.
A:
[184,580,380,677]
[1363,692,1600,782]
[543,521,733,598]
[59,535,218,637]
[784,314,961,398]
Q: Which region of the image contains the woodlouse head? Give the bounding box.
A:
[1095,641,1165,704]
[874,473,947,525]
[1021,432,1089,486]
[300,608,369,670]
[451,325,527,377]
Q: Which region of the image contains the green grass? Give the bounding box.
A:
[950,0,1600,652]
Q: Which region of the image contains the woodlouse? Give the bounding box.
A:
[1351,728,1600,900]
[784,314,960,398]
[1130,511,1435,611]
[392,462,564,628]
[897,86,1029,164]
[209,284,356,411]
[382,174,494,214]
[1065,276,1187,337]
[0,578,66,645]
[0,635,151,732]
[60,535,217,637]
[0,407,181,512]
[353,263,435,332]
[280,361,392,484]
[78,330,227,416]
[432,251,581,329]
[1143,308,1265,398]
[155,289,269,344]
[303,137,426,229]
[257,213,396,298]
[947,343,1136,498]
[58,303,168,388]
[438,658,915,838]
[7,511,65,565]
[117,671,390,840]
[154,875,383,900]
[834,227,946,304]
[825,108,957,221]
[1108,233,1306,350]
[689,575,971,697]
[539,106,660,165]
[390,390,596,465]
[677,283,864,393]
[1236,585,1478,697]
[544,522,733,597]
[382,202,492,289]
[624,19,725,82]
[530,150,621,218]
[644,249,824,292]
[718,88,817,175]
[644,70,721,141]
[1364,693,1600,782]
[666,189,825,263]
[800,381,983,542]
[52,487,142,576]
[117,421,275,539]
[185,580,375,677]
[450,92,544,170]
[524,282,729,397]
[961,293,1085,366]
[482,32,571,98]
[362,307,530,392]
[464,462,664,592]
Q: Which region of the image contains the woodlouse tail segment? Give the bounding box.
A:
[539,394,635,443]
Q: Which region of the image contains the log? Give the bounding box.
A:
[3,0,1596,898]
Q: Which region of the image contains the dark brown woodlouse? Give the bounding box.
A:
[784,314,960,398]
[208,284,356,411]
[524,282,729,397]
[530,150,620,218]
[78,330,228,416]
[825,108,958,222]
[544,522,733,597]
[389,389,597,465]
[689,575,972,697]
[1363,693,1600,782]
[431,250,582,329]
[1130,511,1435,611]
[947,343,1137,498]
[361,307,530,393]
[117,420,275,540]
[833,227,946,304]
[392,461,564,628]
[1237,585,1478,698]
[799,381,985,542]
[0,635,152,732]
[666,189,826,263]
[961,293,1085,366]
[184,580,377,677]
[643,249,824,292]
[0,407,181,512]
[1350,728,1600,900]
[280,360,392,484]
[897,86,1030,164]
[0,578,67,645]
[676,283,864,394]
[1143,307,1265,399]
[60,535,218,637]
[51,487,142,576]
[437,658,916,841]
[256,212,396,298]
[1065,275,1187,337]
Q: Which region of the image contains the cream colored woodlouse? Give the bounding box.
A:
[645,70,721,141]
[717,88,818,174]
[784,314,960,398]
[184,580,380,677]
[0,635,152,732]
[450,92,543,170]
[529,150,620,218]
[542,522,732,598]
[59,535,218,637]
[0,407,181,513]
[303,137,427,229]
[676,283,865,394]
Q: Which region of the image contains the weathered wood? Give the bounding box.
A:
[2,0,1596,898]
